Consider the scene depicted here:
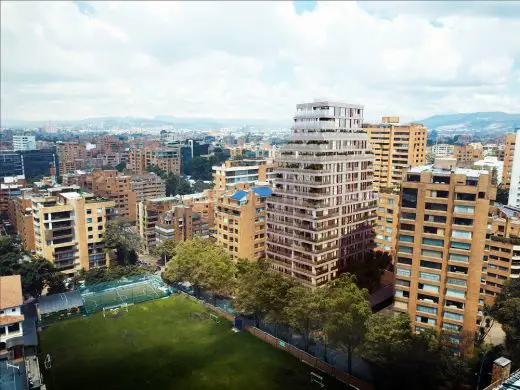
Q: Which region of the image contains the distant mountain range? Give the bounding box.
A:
[3,111,519,135]
[1,115,289,129]
[417,112,520,135]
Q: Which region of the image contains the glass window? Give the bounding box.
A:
[443,311,464,321]
[422,249,442,258]
[442,323,462,332]
[450,241,471,250]
[420,272,440,281]
[402,188,418,208]
[420,283,439,293]
[397,257,412,265]
[399,235,414,243]
[417,305,437,314]
[446,288,465,299]
[87,218,93,223]
[398,246,413,254]
[420,260,442,270]
[454,205,474,214]
[452,230,472,239]
[423,238,444,247]
[449,253,469,262]
[396,268,411,277]
[447,278,467,287]
[396,279,410,287]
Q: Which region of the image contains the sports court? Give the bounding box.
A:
[39,295,345,390]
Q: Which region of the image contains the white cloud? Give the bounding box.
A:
[1,0,519,123]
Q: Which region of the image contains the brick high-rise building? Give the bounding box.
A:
[56,142,87,176]
[502,133,517,189]
[364,116,427,192]
[215,186,272,261]
[454,143,484,168]
[266,100,376,287]
[130,173,166,203]
[393,160,496,350]
[128,146,181,176]
[507,131,520,207]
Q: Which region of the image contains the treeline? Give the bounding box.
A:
[162,239,472,390]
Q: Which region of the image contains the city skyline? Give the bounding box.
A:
[1,1,519,122]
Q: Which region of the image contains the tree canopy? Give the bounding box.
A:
[105,218,144,265]
[492,279,520,365]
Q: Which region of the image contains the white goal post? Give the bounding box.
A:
[103,302,129,318]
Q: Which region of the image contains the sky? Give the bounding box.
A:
[1,1,519,123]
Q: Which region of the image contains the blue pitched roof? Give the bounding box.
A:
[230,190,248,201]
[252,186,273,197]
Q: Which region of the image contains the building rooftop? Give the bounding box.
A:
[408,165,489,178]
[0,275,23,310]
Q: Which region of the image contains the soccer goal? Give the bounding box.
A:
[103,302,129,318]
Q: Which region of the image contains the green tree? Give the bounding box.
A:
[105,218,144,266]
[164,239,236,298]
[346,251,391,292]
[115,162,126,172]
[492,278,520,365]
[20,256,65,297]
[323,274,372,376]
[282,286,325,352]
[496,186,509,204]
[153,239,177,266]
[147,164,166,178]
[193,180,211,193]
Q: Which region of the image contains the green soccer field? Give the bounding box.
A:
[39,295,346,390]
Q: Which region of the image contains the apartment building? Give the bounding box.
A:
[0,275,24,360]
[431,144,455,157]
[137,197,179,252]
[507,132,520,207]
[212,159,276,190]
[215,186,272,261]
[32,192,115,274]
[128,146,181,176]
[454,143,484,168]
[12,135,36,151]
[364,116,427,191]
[130,173,166,203]
[0,176,26,215]
[64,170,137,221]
[266,100,377,287]
[155,205,210,245]
[474,157,504,186]
[375,189,400,258]
[393,160,496,350]
[483,204,520,304]
[8,193,35,251]
[502,133,517,188]
[56,142,87,176]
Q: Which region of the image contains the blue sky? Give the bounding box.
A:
[1,1,519,122]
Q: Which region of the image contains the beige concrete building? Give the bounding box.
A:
[128,146,181,176]
[364,116,427,191]
[155,205,210,245]
[374,189,400,259]
[266,100,377,287]
[215,186,272,261]
[454,143,484,168]
[212,159,276,190]
[502,133,517,188]
[32,192,115,274]
[393,161,496,350]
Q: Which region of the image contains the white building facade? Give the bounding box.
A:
[13,135,36,151]
[508,131,520,207]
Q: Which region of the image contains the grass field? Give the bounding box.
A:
[39,295,345,390]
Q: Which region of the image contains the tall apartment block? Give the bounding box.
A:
[215,186,272,261]
[130,173,166,203]
[364,116,427,191]
[137,197,179,252]
[32,191,115,274]
[483,204,520,304]
[64,170,137,221]
[56,142,87,176]
[12,135,36,151]
[128,146,181,176]
[507,131,520,207]
[212,159,276,190]
[266,100,376,287]
[502,133,517,188]
[393,160,496,349]
[374,189,400,258]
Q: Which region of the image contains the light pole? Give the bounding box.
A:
[476,349,491,390]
